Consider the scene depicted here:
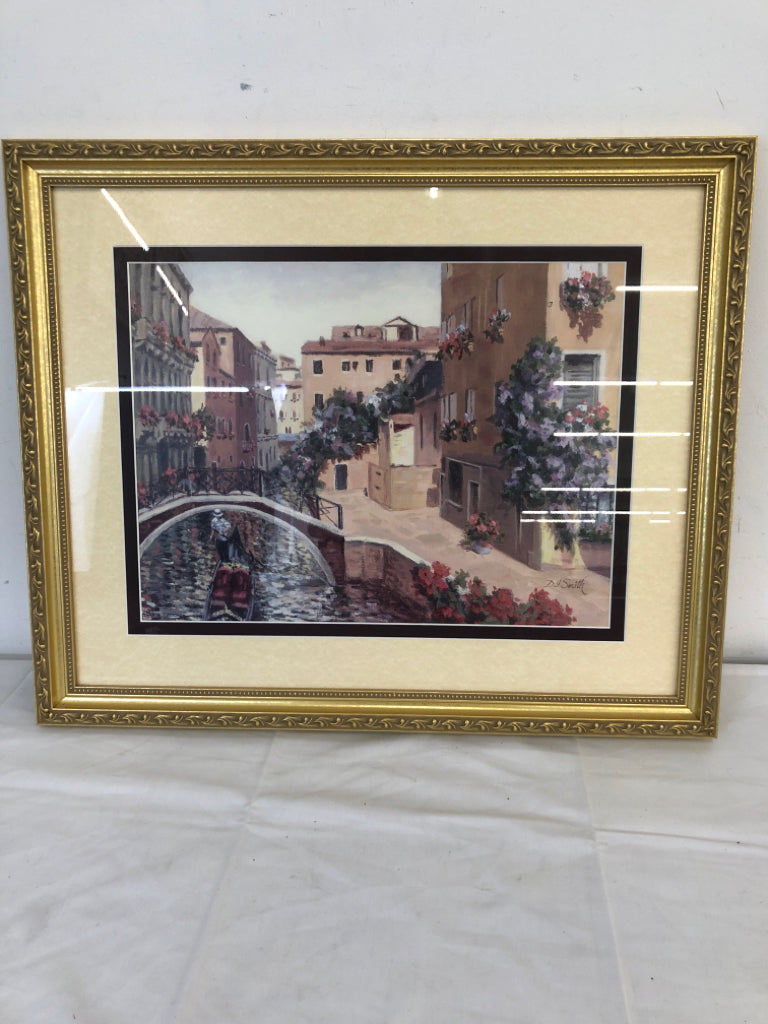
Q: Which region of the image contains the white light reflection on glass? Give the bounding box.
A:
[154,265,188,317]
[100,189,149,250]
[554,380,694,387]
[553,431,691,438]
[71,385,248,394]
[522,510,673,518]
[616,285,699,292]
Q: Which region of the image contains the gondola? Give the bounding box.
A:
[203,527,258,621]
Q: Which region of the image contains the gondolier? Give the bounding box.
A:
[209,508,232,562]
[204,511,257,622]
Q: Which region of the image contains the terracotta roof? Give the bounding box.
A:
[328,322,440,343]
[330,326,383,341]
[189,307,233,331]
[301,339,435,356]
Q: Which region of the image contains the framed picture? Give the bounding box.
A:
[4,138,755,734]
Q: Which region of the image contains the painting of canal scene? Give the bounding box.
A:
[117,247,640,638]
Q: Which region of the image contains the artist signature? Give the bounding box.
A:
[544,577,588,593]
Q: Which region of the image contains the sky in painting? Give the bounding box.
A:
[178,261,443,363]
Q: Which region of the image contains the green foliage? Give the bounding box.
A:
[280,391,377,496]
[494,337,616,550]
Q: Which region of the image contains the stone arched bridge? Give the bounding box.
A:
[138,494,346,584]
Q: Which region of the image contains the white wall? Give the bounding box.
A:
[0,0,766,659]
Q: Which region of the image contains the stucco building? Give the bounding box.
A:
[129,262,197,488]
[275,377,305,434]
[300,315,439,424]
[189,308,278,475]
[252,341,279,472]
[368,357,443,511]
[438,261,626,568]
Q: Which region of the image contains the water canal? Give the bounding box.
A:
[139,509,416,624]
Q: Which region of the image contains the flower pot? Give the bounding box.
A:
[472,541,493,555]
[578,541,612,577]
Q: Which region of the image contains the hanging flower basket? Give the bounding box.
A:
[152,321,171,345]
[437,324,474,360]
[559,271,616,342]
[439,416,477,443]
[483,307,511,345]
[138,404,159,428]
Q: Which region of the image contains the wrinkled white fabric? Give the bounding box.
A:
[1,661,765,1024]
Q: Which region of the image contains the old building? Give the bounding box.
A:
[253,341,279,472]
[189,308,277,475]
[130,263,197,488]
[276,353,301,381]
[273,354,305,436]
[275,377,304,435]
[189,324,237,470]
[368,357,443,511]
[300,315,439,424]
[438,261,626,568]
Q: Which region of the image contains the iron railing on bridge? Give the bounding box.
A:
[138,468,344,530]
[138,466,265,508]
[301,494,344,531]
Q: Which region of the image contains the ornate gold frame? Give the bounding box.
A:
[3,138,755,735]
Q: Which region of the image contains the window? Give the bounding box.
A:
[219,336,227,346]
[448,460,463,505]
[562,353,601,410]
[352,361,358,370]
[468,481,480,516]
[463,298,476,332]
[314,393,324,411]
[392,359,402,371]
[465,388,476,420]
[356,392,364,405]
[341,360,351,372]
[365,359,374,373]
[495,274,504,309]
[313,359,323,375]
[354,325,363,337]
[441,392,458,422]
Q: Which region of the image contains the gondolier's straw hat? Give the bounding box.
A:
[213,508,222,516]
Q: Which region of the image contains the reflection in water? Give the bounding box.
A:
[140,510,414,624]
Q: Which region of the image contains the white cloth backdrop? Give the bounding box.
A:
[1,659,766,1024]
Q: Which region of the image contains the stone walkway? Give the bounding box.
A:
[333,489,613,627]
